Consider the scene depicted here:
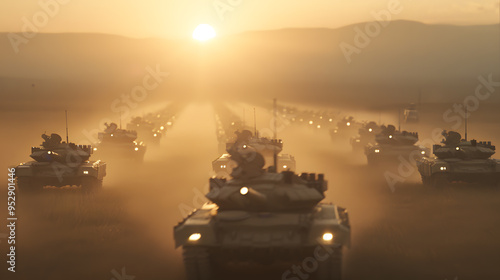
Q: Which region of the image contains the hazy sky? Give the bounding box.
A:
[1,0,499,38]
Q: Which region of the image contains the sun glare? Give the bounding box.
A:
[192,24,216,41]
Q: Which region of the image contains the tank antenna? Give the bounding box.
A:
[398,108,401,131]
[273,98,278,172]
[465,106,468,141]
[253,107,257,136]
[65,110,69,143]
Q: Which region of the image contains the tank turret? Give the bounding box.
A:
[433,131,495,160]
[375,125,419,146]
[30,133,92,163]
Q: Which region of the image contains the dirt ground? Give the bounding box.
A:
[1,101,500,280]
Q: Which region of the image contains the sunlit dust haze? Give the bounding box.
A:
[1,1,500,280]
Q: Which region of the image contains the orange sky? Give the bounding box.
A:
[1,0,499,38]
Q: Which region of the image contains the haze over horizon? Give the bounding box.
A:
[1,0,499,39]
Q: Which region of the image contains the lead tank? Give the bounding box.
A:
[365,125,429,165]
[175,133,350,280]
[417,131,500,187]
[15,133,106,192]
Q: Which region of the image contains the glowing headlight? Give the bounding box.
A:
[134,147,139,151]
[346,122,351,126]
[188,233,201,241]
[329,118,333,122]
[111,134,114,137]
[240,187,249,195]
[83,170,89,175]
[440,166,447,171]
[167,122,172,126]
[309,121,313,125]
[322,233,333,241]
[368,128,373,132]
[160,126,165,130]
[93,147,97,151]
[355,139,360,143]
[317,125,321,129]
[153,133,157,137]
[283,165,287,169]
[456,147,460,151]
[389,135,393,139]
[375,149,380,153]
[47,151,52,154]
[242,145,247,149]
[220,165,226,169]
[421,151,426,155]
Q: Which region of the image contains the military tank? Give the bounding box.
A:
[14,133,106,192]
[175,133,351,280]
[127,116,162,146]
[329,116,359,143]
[93,122,146,162]
[212,130,296,177]
[365,125,429,165]
[417,131,500,187]
[350,121,381,152]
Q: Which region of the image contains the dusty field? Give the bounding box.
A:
[1,101,500,280]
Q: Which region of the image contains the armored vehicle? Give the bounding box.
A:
[365,125,429,165]
[213,130,296,177]
[350,121,381,152]
[15,133,106,192]
[417,131,500,187]
[127,116,162,146]
[93,123,146,163]
[404,103,419,123]
[175,133,351,280]
[329,116,359,143]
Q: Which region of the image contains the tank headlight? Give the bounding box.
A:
[329,118,333,122]
[375,149,380,153]
[242,144,247,149]
[188,233,201,241]
[368,128,373,132]
[317,125,321,129]
[440,166,447,171]
[47,151,52,154]
[93,147,97,151]
[346,122,351,126]
[167,121,172,126]
[334,129,338,133]
[240,187,249,195]
[355,139,360,143]
[134,147,139,151]
[220,164,226,169]
[389,135,393,139]
[456,147,460,151]
[111,134,114,137]
[283,165,287,169]
[322,233,333,241]
[83,170,89,175]
[309,121,313,125]
[160,126,165,130]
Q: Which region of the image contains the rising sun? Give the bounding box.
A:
[192,24,216,41]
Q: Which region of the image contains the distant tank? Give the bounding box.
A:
[417,131,500,187]
[93,122,146,163]
[404,103,419,123]
[365,125,429,165]
[174,133,351,280]
[213,130,296,177]
[350,121,381,152]
[127,116,162,146]
[329,116,359,143]
[14,133,106,192]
